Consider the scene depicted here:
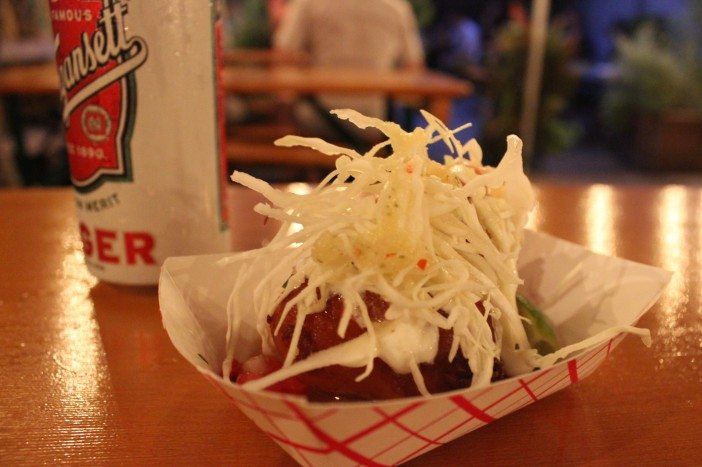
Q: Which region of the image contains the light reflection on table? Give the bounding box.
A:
[584,184,617,257]
[654,186,699,376]
[53,221,112,458]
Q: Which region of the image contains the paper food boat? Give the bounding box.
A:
[159,231,670,466]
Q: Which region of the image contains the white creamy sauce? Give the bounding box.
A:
[376,317,439,374]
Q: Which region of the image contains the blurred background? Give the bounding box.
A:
[1,0,701,186]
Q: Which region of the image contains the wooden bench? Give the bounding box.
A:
[226,140,337,168]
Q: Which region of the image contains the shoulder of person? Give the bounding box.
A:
[377,0,415,18]
[287,0,315,14]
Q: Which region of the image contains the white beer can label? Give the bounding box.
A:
[50,0,230,285]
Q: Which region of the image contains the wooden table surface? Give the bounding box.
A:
[223,48,309,67]
[0,62,470,97]
[219,65,470,96]
[1,183,700,465]
[0,62,58,95]
[0,63,469,122]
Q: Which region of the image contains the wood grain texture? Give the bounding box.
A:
[220,66,471,97]
[0,63,469,124]
[227,140,337,168]
[0,63,58,95]
[223,48,310,67]
[0,183,700,465]
[0,62,470,98]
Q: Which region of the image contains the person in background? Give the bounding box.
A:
[274,0,424,139]
[227,0,272,48]
[268,0,287,31]
[425,1,485,82]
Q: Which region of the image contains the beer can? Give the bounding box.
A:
[49,0,230,285]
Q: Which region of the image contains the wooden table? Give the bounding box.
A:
[0,62,470,121]
[0,62,57,95]
[223,48,309,67]
[0,183,700,465]
[0,62,470,176]
[220,66,470,122]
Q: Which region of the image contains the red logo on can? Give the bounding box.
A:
[50,0,148,192]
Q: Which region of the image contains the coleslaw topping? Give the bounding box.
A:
[221,109,650,395]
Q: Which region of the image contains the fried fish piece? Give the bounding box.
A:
[268,285,505,401]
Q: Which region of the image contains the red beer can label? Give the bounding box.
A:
[50,0,148,193]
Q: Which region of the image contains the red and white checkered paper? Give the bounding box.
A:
[160,231,670,466]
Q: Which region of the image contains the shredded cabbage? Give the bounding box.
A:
[221,109,649,395]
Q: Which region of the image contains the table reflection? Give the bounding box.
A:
[654,186,699,375]
[54,227,112,452]
[285,183,312,239]
[656,186,690,312]
[526,186,542,231]
[584,184,617,256]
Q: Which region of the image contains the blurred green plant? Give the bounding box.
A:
[483,20,579,165]
[231,0,272,49]
[603,23,702,134]
[407,0,436,30]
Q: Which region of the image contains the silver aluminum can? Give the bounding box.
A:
[49,0,230,285]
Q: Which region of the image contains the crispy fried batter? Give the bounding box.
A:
[268,285,505,401]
